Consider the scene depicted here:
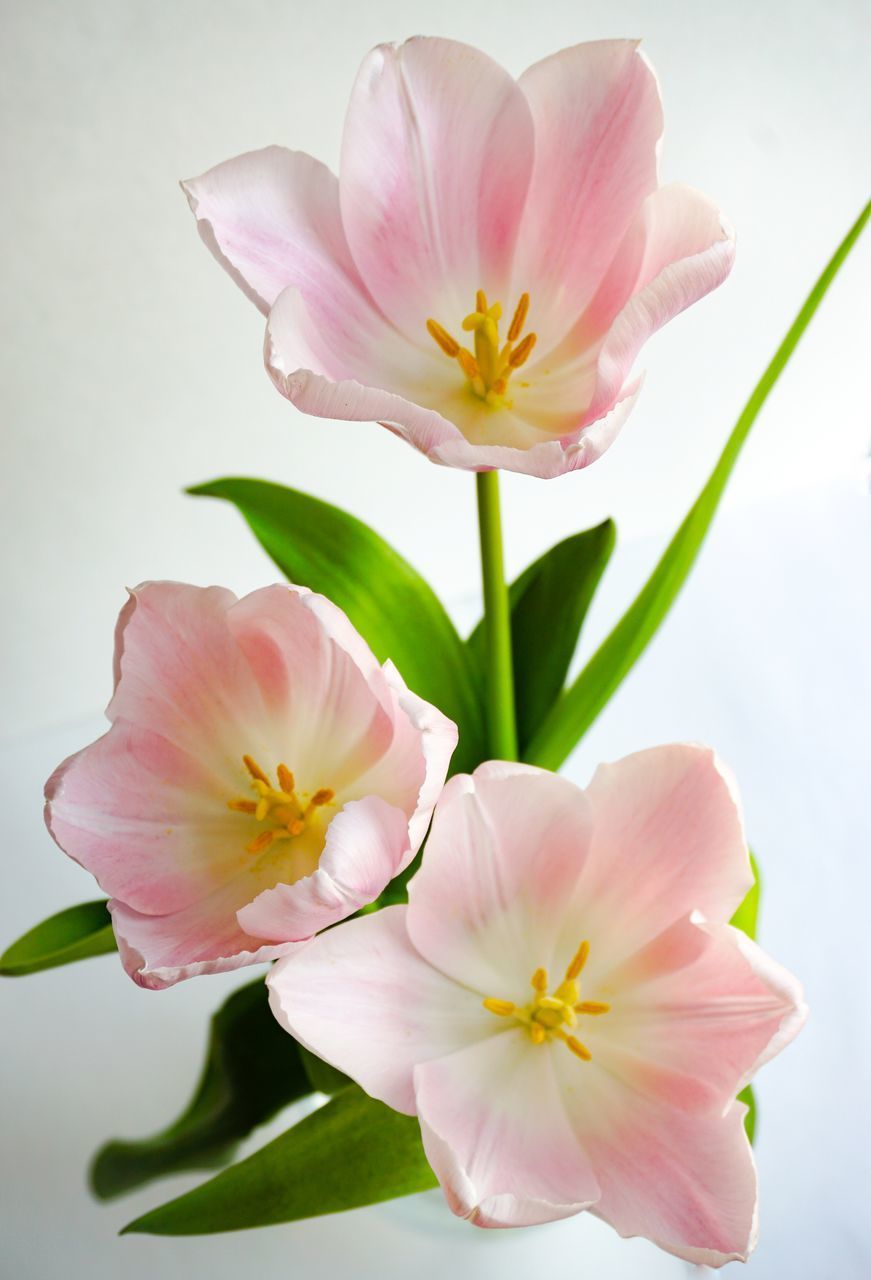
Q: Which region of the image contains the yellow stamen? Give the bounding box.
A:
[277,763,295,794]
[564,1035,592,1062]
[575,1000,610,1016]
[243,754,270,784]
[482,998,516,1016]
[426,318,460,358]
[230,758,336,859]
[507,292,529,342]
[531,967,548,993]
[565,940,590,981]
[310,787,336,807]
[507,332,537,369]
[529,1022,546,1045]
[247,829,275,855]
[476,288,488,313]
[227,799,257,814]
[457,348,481,381]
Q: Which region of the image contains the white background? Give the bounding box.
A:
[2,1,870,1277]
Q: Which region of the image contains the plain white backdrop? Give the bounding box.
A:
[2,1,870,1278]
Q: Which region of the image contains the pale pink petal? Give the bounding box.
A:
[581,184,736,421]
[415,1033,600,1228]
[44,720,247,915]
[226,585,394,794]
[237,796,410,942]
[594,915,807,1112]
[268,906,487,1112]
[407,764,593,995]
[514,40,662,350]
[340,37,534,335]
[110,878,291,991]
[565,1070,758,1267]
[579,745,751,969]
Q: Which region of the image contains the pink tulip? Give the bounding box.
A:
[44,582,457,989]
[269,750,805,1264]
[183,37,734,479]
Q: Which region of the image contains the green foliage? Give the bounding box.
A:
[525,201,871,771]
[299,1047,352,1096]
[0,901,116,976]
[737,1085,757,1145]
[467,521,615,753]
[188,477,484,773]
[122,1086,437,1235]
[91,979,311,1200]
[730,852,761,941]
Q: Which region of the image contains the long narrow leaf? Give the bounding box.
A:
[526,201,870,770]
[731,851,762,1143]
[1,900,116,977]
[122,1086,436,1235]
[188,477,484,773]
[467,521,616,752]
[91,979,311,1199]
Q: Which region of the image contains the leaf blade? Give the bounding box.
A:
[0,900,116,977]
[188,477,484,772]
[525,201,871,770]
[122,1086,437,1235]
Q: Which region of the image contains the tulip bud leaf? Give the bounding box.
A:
[0,900,116,977]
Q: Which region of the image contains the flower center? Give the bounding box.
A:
[426,289,537,409]
[482,939,610,1063]
[228,755,335,855]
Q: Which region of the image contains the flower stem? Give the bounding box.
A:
[475,470,518,761]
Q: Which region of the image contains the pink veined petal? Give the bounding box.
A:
[581,183,736,422]
[592,914,807,1112]
[575,745,752,971]
[514,40,663,352]
[340,36,534,336]
[267,906,488,1113]
[109,877,292,991]
[415,1032,600,1228]
[237,796,411,943]
[226,585,394,795]
[44,720,249,915]
[561,1065,759,1268]
[406,764,593,996]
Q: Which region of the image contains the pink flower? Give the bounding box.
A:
[45,582,457,989]
[269,749,805,1264]
[183,37,734,479]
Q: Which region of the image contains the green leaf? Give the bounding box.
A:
[737,1085,757,1144]
[0,900,116,976]
[525,200,871,771]
[91,978,311,1200]
[467,521,616,752]
[188,477,484,773]
[299,1046,352,1096]
[730,852,761,941]
[122,1086,437,1235]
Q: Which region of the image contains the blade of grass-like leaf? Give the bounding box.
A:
[122,1086,436,1235]
[467,521,616,753]
[91,979,311,1199]
[525,201,871,771]
[188,477,484,773]
[731,851,762,1143]
[1,900,115,976]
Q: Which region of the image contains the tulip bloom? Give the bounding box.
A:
[183,37,734,479]
[45,582,456,989]
[269,750,805,1265]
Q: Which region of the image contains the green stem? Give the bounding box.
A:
[475,470,518,761]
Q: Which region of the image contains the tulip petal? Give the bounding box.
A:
[415,1033,600,1228]
[268,906,487,1113]
[237,796,411,942]
[407,764,593,995]
[340,37,534,335]
[109,877,290,990]
[593,915,807,1112]
[514,40,662,350]
[578,745,751,969]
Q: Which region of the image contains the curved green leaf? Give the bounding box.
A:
[526,201,871,770]
[1,900,115,976]
[467,520,616,752]
[188,477,483,773]
[299,1046,352,1096]
[91,979,311,1200]
[737,1085,757,1144]
[730,852,761,941]
[122,1086,436,1236]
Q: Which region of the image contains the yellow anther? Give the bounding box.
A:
[507,292,530,342]
[310,787,336,808]
[575,1000,610,1016]
[482,998,516,1016]
[565,940,590,982]
[277,763,295,794]
[564,1035,592,1062]
[247,829,275,855]
[507,332,537,369]
[227,799,257,814]
[529,1022,546,1045]
[243,755,270,784]
[457,348,480,381]
[426,318,460,358]
[531,967,548,993]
